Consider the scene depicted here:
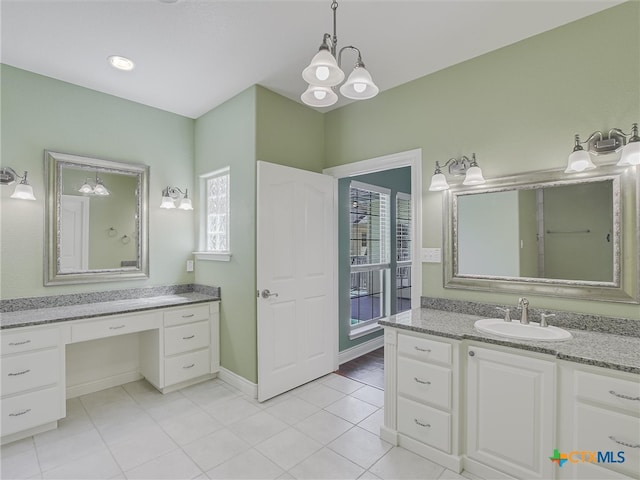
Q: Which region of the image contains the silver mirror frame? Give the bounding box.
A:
[44,151,149,285]
[443,163,639,303]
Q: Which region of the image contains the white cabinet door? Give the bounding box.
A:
[466,345,556,479]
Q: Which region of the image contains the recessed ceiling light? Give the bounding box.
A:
[108,55,135,71]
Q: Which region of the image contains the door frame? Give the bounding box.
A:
[323,149,423,322]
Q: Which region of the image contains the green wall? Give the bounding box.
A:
[0,65,195,299]
[324,2,640,320]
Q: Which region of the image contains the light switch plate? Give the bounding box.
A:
[421,248,441,263]
[186,260,194,272]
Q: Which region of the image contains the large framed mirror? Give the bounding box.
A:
[45,151,149,285]
[443,164,639,303]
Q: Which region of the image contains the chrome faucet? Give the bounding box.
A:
[517,297,530,325]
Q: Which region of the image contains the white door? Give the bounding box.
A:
[257,161,336,402]
[60,195,89,271]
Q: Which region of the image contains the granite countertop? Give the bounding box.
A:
[379,308,640,374]
[0,292,219,330]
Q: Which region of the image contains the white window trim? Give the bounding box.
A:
[195,166,231,261]
[350,180,391,196]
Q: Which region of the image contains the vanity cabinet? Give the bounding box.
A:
[383,329,462,472]
[558,364,640,480]
[465,344,555,479]
[0,327,65,440]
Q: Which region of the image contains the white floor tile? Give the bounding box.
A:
[0,446,41,479]
[144,394,200,422]
[325,396,378,424]
[180,381,238,408]
[349,385,384,408]
[182,428,250,472]
[0,437,36,459]
[438,469,466,479]
[206,449,284,479]
[97,410,157,445]
[255,427,322,471]
[34,399,94,445]
[205,396,263,426]
[107,425,177,471]
[264,396,320,425]
[230,410,289,446]
[322,375,365,394]
[79,386,135,412]
[328,426,393,469]
[35,428,107,472]
[124,448,202,479]
[294,410,353,445]
[288,447,364,480]
[369,447,445,480]
[293,383,346,408]
[41,448,121,480]
[357,409,384,435]
[159,409,223,446]
[358,471,382,479]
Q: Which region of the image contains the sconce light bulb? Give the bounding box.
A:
[313,90,327,100]
[353,83,367,93]
[315,66,330,81]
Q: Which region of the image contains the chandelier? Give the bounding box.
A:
[301,1,378,108]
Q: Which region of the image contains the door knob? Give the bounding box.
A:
[261,289,279,299]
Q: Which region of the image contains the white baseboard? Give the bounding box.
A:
[218,367,258,398]
[66,371,143,399]
[339,335,384,365]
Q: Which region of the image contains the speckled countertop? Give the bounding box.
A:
[0,292,219,330]
[379,308,640,374]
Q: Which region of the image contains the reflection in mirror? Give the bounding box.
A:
[444,164,639,303]
[45,151,149,285]
[457,181,614,282]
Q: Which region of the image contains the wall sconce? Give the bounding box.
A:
[160,186,193,210]
[566,122,640,173]
[78,174,110,196]
[0,167,36,200]
[428,153,486,191]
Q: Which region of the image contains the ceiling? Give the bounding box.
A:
[1,0,624,119]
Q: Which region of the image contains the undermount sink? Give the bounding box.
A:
[474,318,572,342]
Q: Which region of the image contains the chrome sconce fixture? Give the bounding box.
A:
[566,122,640,173]
[300,0,378,108]
[0,167,36,200]
[160,186,193,210]
[428,153,486,192]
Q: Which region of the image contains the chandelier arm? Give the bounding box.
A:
[337,45,362,68]
[608,127,630,138]
[580,131,604,145]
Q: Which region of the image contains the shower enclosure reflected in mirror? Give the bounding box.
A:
[45,151,149,285]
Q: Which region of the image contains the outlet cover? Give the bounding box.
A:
[186,260,194,272]
[421,248,441,263]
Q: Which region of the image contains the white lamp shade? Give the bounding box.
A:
[178,197,193,210]
[10,183,36,200]
[78,182,94,194]
[93,183,110,196]
[160,195,176,209]
[463,166,486,185]
[302,50,344,87]
[301,85,338,107]
[617,141,640,166]
[565,149,596,173]
[429,173,450,191]
[339,66,379,100]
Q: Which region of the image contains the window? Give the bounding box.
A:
[196,167,230,261]
[349,181,391,335]
[396,193,412,313]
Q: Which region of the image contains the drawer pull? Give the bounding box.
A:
[414,419,431,428]
[8,369,31,376]
[8,340,31,346]
[182,335,195,340]
[414,377,431,385]
[109,325,126,330]
[608,436,640,449]
[183,363,195,369]
[414,346,431,353]
[609,390,640,401]
[182,314,195,318]
[9,408,31,417]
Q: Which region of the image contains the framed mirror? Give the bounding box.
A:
[443,164,639,303]
[45,151,149,285]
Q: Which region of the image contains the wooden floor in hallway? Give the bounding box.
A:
[336,347,384,390]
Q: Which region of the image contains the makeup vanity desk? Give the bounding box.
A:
[0,293,220,444]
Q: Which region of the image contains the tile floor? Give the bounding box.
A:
[335,348,384,389]
[1,374,480,480]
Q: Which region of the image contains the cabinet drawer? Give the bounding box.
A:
[1,349,59,396]
[1,328,58,355]
[398,334,451,365]
[164,320,210,356]
[397,396,451,453]
[71,312,159,343]
[164,349,210,386]
[575,403,639,479]
[576,370,640,415]
[1,387,61,437]
[164,305,210,327]
[398,357,451,410]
